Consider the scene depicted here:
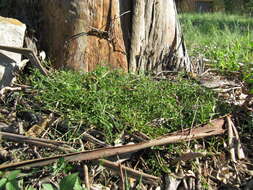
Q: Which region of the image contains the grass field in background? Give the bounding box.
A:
[179,13,253,76]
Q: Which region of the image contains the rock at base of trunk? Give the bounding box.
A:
[0,16,26,88]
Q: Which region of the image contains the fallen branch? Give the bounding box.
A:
[0,117,226,170]
[0,131,74,153]
[0,45,48,75]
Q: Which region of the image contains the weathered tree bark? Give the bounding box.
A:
[40,0,128,72]
[39,0,191,73]
[126,0,191,73]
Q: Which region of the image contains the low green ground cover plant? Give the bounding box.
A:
[25,67,227,143]
[0,170,86,190]
[0,170,21,190]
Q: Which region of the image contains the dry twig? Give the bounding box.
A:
[119,163,126,190]
[83,164,91,190]
[227,116,236,162]
[0,131,74,153]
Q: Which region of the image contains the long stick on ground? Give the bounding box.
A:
[0,131,73,152]
[0,117,226,170]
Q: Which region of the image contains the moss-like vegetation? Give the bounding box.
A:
[25,67,228,143]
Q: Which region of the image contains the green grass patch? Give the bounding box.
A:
[180,13,253,54]
[26,67,228,143]
[179,12,253,91]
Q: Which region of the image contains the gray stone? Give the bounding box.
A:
[0,16,26,88]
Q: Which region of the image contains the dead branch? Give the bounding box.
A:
[0,131,74,153]
[0,117,226,170]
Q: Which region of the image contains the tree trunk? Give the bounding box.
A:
[126,0,191,73]
[40,0,128,72]
[40,0,191,73]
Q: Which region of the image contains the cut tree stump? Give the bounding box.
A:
[39,0,191,73]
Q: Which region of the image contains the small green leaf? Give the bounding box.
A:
[42,183,55,190]
[5,181,20,190]
[0,178,7,188]
[59,173,78,190]
[74,178,85,190]
[6,171,21,181]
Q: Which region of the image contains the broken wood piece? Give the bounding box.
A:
[227,116,246,161]
[0,45,48,75]
[227,116,236,162]
[83,164,91,190]
[230,118,245,160]
[0,117,226,170]
[169,115,228,136]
